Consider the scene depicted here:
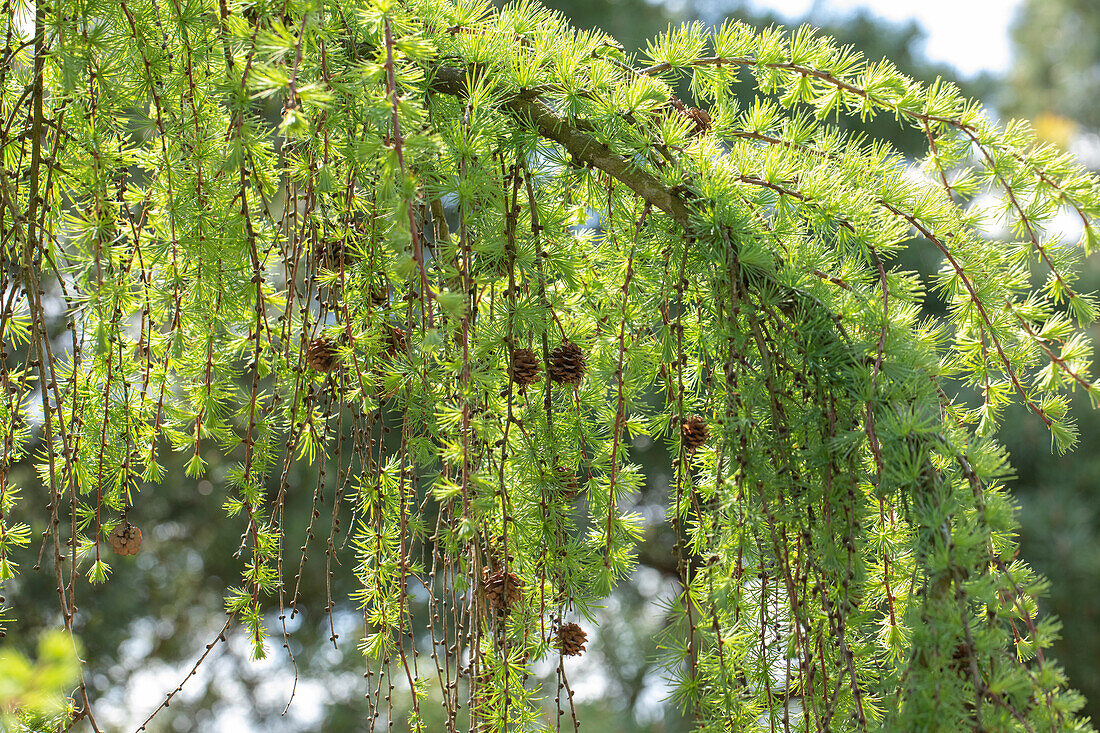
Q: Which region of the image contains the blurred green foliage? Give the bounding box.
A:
[0,631,80,731]
[1002,0,1100,721]
[1006,0,1100,132]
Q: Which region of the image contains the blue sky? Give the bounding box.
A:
[745,0,1027,77]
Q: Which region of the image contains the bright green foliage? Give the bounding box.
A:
[2,0,1100,730]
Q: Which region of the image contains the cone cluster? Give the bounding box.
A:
[306,337,340,372]
[556,622,587,656]
[108,521,143,556]
[508,348,542,392]
[483,568,523,614]
[508,342,589,392]
[681,414,710,452]
[548,342,586,385]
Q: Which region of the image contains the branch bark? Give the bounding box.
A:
[427,65,697,228]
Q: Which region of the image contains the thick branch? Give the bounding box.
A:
[427,65,697,228]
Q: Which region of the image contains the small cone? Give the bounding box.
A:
[554,466,580,501]
[681,107,711,137]
[384,325,408,356]
[370,284,388,307]
[306,337,340,372]
[314,238,354,270]
[681,415,709,453]
[508,348,542,393]
[556,622,587,656]
[548,342,586,385]
[108,521,143,556]
[482,568,523,614]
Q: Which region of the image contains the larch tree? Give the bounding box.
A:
[2,0,1100,730]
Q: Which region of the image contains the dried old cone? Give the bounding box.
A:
[305,336,340,372]
[108,521,143,556]
[548,342,586,385]
[508,348,542,393]
[681,414,710,452]
[482,567,523,614]
[556,622,587,656]
[681,107,712,137]
[554,466,580,501]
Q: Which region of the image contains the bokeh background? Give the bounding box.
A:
[5,0,1100,730]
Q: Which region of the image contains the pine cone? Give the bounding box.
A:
[508,348,542,393]
[306,337,340,372]
[681,414,710,452]
[548,342,586,385]
[108,521,143,556]
[681,107,712,137]
[554,466,580,501]
[314,238,354,270]
[482,568,523,614]
[384,325,408,356]
[556,622,587,656]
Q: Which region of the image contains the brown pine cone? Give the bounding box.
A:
[483,568,523,614]
[681,107,712,137]
[306,337,340,372]
[556,622,587,656]
[384,325,408,356]
[508,348,542,393]
[107,521,143,557]
[681,414,710,453]
[554,466,580,501]
[548,342,586,385]
[314,238,354,270]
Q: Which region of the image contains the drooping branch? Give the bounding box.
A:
[638,53,1099,233]
[422,52,1073,726]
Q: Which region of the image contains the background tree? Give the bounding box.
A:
[996,0,1100,716]
[1005,0,1100,137]
[3,0,1100,731]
